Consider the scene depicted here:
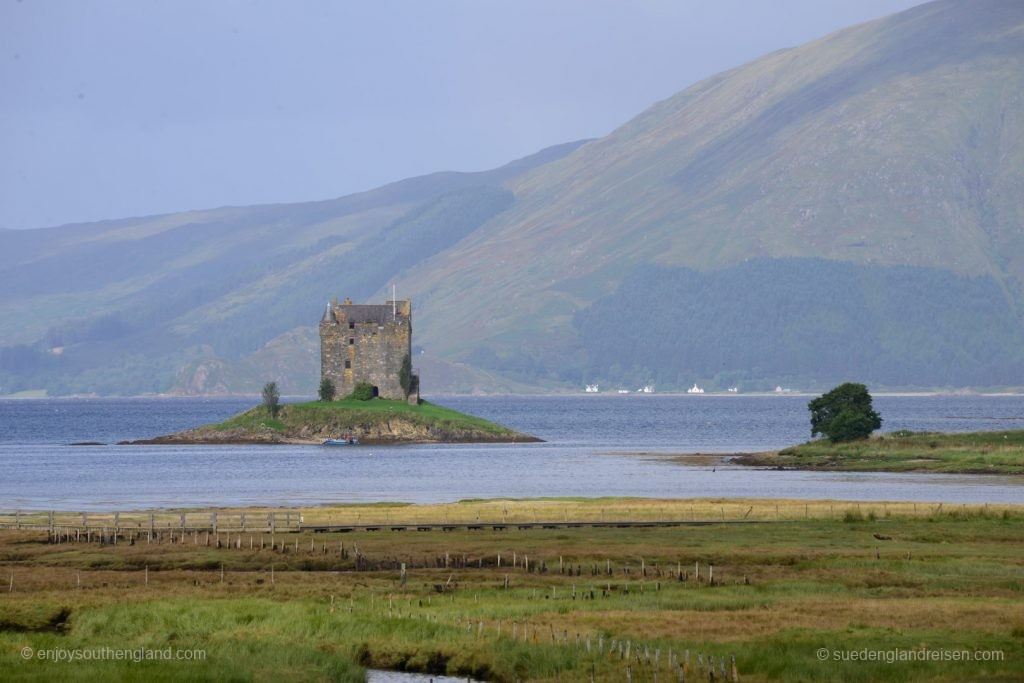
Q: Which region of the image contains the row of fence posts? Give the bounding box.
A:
[40,527,745,586]
[9,510,298,534]
[3,503,1006,533]
[346,598,742,682]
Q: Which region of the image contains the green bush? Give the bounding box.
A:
[349,382,376,401]
[318,377,336,402]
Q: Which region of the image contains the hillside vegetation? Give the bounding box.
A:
[573,259,1024,390]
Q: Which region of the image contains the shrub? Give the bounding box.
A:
[350,382,376,401]
[318,377,336,402]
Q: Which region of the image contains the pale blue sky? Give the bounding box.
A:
[1,0,923,229]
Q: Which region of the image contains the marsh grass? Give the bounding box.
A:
[2,500,1023,681]
[767,429,1024,474]
[9,496,1018,531]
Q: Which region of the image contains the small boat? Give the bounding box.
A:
[322,437,359,446]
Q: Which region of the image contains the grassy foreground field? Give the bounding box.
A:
[736,430,1024,475]
[1,498,1022,681]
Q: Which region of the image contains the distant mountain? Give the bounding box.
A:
[394,0,1024,388]
[0,141,587,395]
[5,0,1024,395]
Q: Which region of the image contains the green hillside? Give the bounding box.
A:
[395,0,1024,384]
[574,259,1024,390]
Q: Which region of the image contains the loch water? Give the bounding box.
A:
[0,394,1022,510]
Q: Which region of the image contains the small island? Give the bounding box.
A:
[130,397,540,445]
[734,429,1024,475]
[732,383,1024,475]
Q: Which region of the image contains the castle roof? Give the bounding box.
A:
[334,301,410,324]
[321,304,336,323]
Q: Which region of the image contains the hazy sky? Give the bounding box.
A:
[1,0,924,230]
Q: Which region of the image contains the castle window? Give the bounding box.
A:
[348,338,354,345]
[348,322,354,330]
[344,360,351,369]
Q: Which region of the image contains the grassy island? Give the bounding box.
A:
[735,430,1024,475]
[132,398,540,445]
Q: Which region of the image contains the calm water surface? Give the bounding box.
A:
[0,395,1021,510]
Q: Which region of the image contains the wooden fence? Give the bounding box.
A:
[0,509,302,533]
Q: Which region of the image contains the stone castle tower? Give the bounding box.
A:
[319,297,418,401]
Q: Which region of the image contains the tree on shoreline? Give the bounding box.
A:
[262,381,281,418]
[808,382,881,442]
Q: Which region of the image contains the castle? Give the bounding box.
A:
[319,297,419,402]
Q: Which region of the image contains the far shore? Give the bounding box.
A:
[6,389,1024,399]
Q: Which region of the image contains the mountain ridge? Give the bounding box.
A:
[5,0,1024,395]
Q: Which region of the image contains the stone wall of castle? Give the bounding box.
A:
[320,299,413,400]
